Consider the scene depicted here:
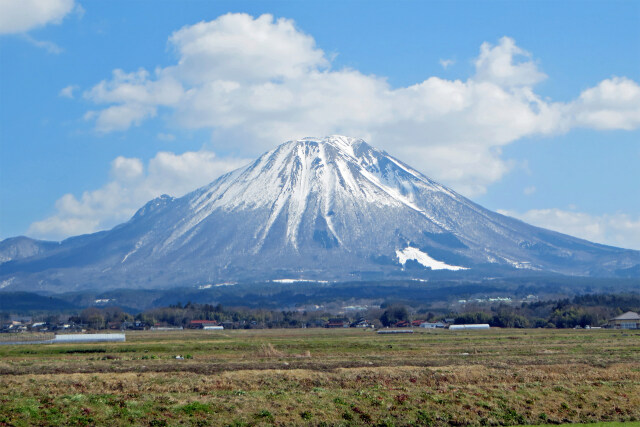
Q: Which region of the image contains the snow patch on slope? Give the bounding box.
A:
[501,257,538,270]
[396,246,468,271]
[121,240,143,263]
[0,277,15,289]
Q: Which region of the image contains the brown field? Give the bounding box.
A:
[1,328,639,426]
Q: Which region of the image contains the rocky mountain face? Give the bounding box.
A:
[2,136,639,293]
[0,237,59,264]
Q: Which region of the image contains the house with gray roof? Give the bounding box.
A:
[608,311,640,329]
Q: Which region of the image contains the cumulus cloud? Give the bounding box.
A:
[566,77,640,131]
[474,37,546,87]
[499,208,640,250]
[79,14,640,197]
[0,0,76,34]
[83,68,183,132]
[27,151,248,240]
[168,13,328,84]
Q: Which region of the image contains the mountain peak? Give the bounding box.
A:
[298,134,362,146]
[290,135,370,159]
[131,194,176,220]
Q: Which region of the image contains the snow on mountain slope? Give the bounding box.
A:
[396,247,468,271]
[1,136,639,293]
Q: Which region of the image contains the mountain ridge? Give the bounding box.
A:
[2,135,639,293]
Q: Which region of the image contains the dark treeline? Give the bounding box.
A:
[451,293,640,328]
[9,293,637,330]
[63,302,349,329]
[140,302,334,328]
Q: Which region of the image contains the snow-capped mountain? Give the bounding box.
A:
[1,136,639,292]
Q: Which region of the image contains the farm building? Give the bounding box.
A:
[203,325,224,330]
[608,312,640,329]
[325,318,349,328]
[121,321,145,330]
[420,322,446,329]
[448,324,490,331]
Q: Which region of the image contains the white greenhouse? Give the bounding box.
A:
[448,324,490,331]
[53,334,126,343]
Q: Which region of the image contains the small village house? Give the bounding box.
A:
[608,311,640,329]
[325,318,349,328]
[350,319,373,328]
[420,322,446,329]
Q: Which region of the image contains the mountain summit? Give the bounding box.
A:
[2,136,639,292]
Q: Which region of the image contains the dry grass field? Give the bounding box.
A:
[1,328,639,426]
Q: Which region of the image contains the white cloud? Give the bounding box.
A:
[499,208,640,250]
[59,84,77,98]
[566,77,640,131]
[439,58,455,69]
[474,36,546,87]
[84,104,158,133]
[0,0,76,34]
[79,14,640,197]
[523,186,536,195]
[111,156,144,181]
[27,151,249,240]
[157,132,176,141]
[167,13,328,84]
[84,68,182,132]
[23,34,63,53]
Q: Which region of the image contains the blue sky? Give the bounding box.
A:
[1,0,639,248]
